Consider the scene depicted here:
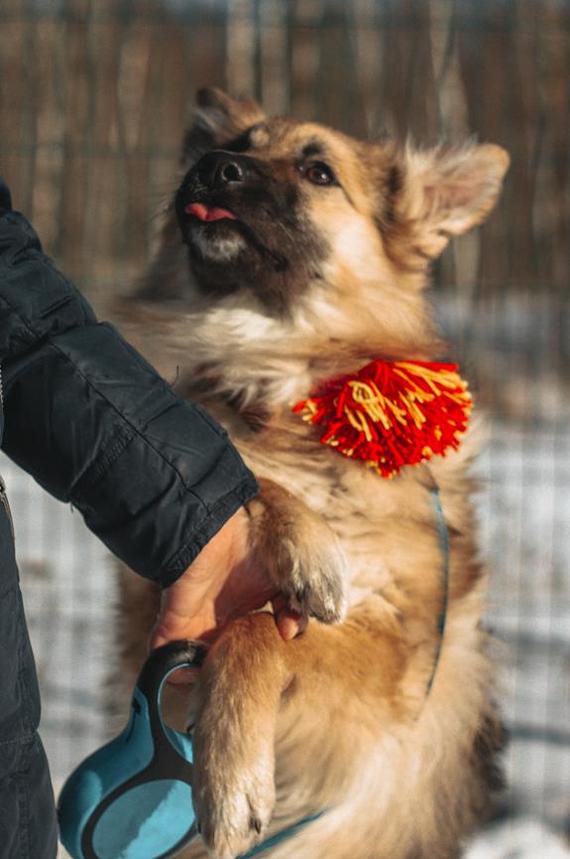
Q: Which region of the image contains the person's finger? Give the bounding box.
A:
[277,612,303,640]
[271,596,307,640]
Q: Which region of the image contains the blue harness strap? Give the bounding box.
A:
[238,811,325,858]
[425,484,450,696]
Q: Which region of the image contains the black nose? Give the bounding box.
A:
[194,150,247,189]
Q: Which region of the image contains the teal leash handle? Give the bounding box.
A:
[81,642,205,859]
[58,642,324,859]
[58,641,206,859]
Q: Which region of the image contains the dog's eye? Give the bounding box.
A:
[303,162,337,186]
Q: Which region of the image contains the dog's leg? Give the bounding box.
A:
[192,604,407,859]
[191,614,286,858]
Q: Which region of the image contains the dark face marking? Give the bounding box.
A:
[175,143,329,315]
[301,141,324,159]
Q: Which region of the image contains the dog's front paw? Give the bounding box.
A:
[248,478,349,625]
[272,527,348,624]
[193,751,274,859]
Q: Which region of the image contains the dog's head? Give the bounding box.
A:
[142,89,509,401]
[176,87,507,302]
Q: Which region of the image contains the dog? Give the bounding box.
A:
[115,87,509,859]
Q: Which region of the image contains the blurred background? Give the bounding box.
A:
[0,0,569,856]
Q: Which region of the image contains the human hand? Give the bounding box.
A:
[149,507,306,659]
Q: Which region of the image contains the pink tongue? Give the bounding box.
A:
[185,202,236,222]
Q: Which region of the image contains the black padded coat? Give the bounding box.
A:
[0,181,257,858]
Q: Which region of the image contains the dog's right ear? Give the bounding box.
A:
[182,87,266,165]
[394,142,510,259]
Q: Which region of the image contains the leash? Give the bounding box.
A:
[238,811,325,858]
[425,483,451,697]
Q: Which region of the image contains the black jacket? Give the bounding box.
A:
[0,183,257,586]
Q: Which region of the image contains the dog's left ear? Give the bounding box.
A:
[397,143,510,258]
[181,87,266,165]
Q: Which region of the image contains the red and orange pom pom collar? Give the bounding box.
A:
[292,359,471,478]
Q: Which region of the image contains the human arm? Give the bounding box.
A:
[0,181,304,642]
[0,212,253,589]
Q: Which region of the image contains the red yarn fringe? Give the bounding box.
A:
[292,359,472,478]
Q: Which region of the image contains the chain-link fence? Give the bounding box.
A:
[0,0,569,855]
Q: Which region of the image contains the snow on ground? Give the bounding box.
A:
[0,454,116,784]
[2,411,569,857]
[465,819,570,858]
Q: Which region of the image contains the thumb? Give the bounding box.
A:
[150,565,220,650]
[149,580,210,646]
[150,607,195,650]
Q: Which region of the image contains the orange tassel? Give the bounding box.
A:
[292,359,472,478]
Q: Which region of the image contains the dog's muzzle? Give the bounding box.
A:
[176,150,260,228]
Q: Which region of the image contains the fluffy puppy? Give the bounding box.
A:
[115,87,509,859]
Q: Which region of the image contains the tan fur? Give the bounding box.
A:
[115,89,509,859]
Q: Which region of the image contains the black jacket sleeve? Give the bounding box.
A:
[0,188,257,586]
